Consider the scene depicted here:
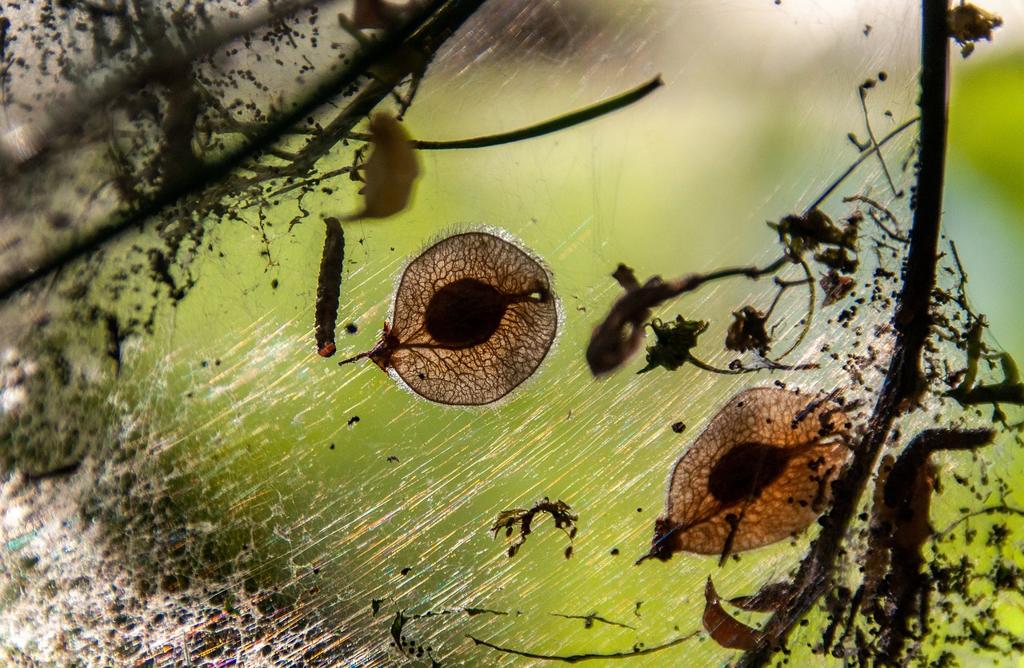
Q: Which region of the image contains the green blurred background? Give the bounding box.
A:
[4,1,1024,665]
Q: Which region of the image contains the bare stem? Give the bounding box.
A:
[469,631,697,663]
[410,76,663,150]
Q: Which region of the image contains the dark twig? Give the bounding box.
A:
[774,258,815,361]
[736,2,952,665]
[0,0,488,302]
[935,499,1024,539]
[550,612,636,631]
[409,76,662,149]
[469,631,698,663]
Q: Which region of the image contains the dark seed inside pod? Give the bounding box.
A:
[708,442,791,507]
[425,278,510,347]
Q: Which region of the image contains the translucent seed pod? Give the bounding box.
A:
[341,230,558,405]
[641,386,850,562]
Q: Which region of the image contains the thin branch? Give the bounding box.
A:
[550,612,636,631]
[775,258,815,361]
[468,631,697,663]
[858,83,902,199]
[410,76,663,150]
[935,501,1024,539]
[804,116,919,215]
[737,2,951,664]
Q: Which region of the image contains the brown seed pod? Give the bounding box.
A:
[314,217,345,357]
[639,387,849,562]
[340,231,558,405]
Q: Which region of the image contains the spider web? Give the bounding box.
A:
[1,1,1022,666]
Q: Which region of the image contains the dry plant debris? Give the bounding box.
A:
[491,498,577,559]
[639,387,849,564]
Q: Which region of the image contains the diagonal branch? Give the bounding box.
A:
[736,1,952,664]
[0,0,488,302]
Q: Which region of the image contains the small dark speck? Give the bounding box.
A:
[271,279,279,289]
[186,392,193,398]
[49,213,72,229]
[201,360,209,368]
[610,548,620,556]
[878,71,887,81]
[329,443,335,450]
[348,416,360,426]
[359,238,365,245]
[345,323,358,334]
[400,567,412,576]
[671,421,685,433]
[387,455,400,463]
[390,247,395,251]
[215,359,221,366]
[636,507,643,513]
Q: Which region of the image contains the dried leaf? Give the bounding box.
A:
[703,577,764,650]
[340,231,558,405]
[640,387,849,562]
[348,112,420,220]
[585,267,651,376]
[769,209,857,258]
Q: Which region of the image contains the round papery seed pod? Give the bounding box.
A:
[641,386,850,561]
[340,230,558,405]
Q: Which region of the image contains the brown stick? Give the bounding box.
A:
[736,1,952,664]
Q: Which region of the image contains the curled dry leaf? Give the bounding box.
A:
[640,387,849,562]
[586,264,649,376]
[339,231,558,405]
[314,217,345,357]
[347,112,420,220]
[703,577,764,650]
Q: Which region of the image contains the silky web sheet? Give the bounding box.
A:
[1,1,1021,665]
